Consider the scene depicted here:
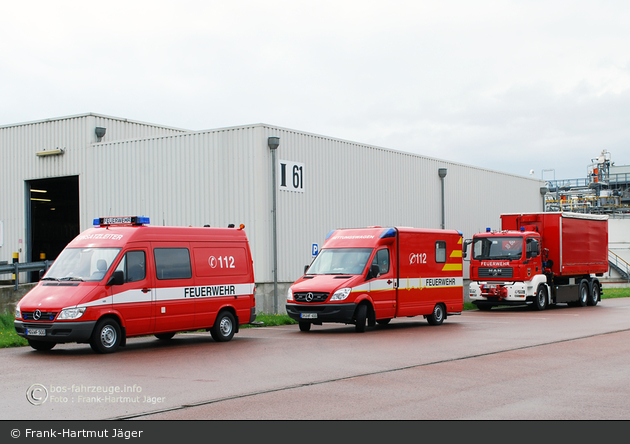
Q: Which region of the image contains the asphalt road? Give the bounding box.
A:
[2,298,630,421]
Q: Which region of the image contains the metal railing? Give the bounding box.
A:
[609,250,630,282]
[0,261,52,290]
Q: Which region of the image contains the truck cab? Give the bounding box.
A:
[467,228,548,310]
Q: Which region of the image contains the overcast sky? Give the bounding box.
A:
[2,1,629,181]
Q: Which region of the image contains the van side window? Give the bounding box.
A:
[154,248,192,280]
[114,251,146,283]
[371,249,390,274]
[435,241,447,263]
[127,251,146,282]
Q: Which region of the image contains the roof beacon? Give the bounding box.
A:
[93,216,150,227]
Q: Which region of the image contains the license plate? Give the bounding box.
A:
[26,328,46,336]
[300,313,317,319]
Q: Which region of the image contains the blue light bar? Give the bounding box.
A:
[380,228,397,239]
[324,230,337,241]
[94,216,150,226]
[486,227,491,232]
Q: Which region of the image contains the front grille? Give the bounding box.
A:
[22,311,58,321]
[294,292,329,303]
[478,267,513,278]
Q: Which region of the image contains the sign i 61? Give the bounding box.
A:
[279,160,304,193]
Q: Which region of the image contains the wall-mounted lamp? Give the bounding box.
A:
[36,148,65,157]
[438,168,447,229]
[95,127,106,142]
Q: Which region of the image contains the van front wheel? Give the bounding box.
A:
[90,318,122,354]
[355,304,367,333]
[211,311,236,342]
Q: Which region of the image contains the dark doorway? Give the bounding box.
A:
[28,176,80,268]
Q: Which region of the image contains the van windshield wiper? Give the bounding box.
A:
[59,276,85,281]
[41,277,59,281]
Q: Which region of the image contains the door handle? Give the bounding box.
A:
[141,288,151,293]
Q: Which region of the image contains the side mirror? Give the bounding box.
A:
[463,239,472,260]
[366,264,380,280]
[107,270,125,286]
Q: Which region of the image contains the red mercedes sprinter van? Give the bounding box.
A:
[286,226,463,332]
[14,217,256,353]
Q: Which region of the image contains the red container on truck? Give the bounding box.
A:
[286,226,464,332]
[466,212,608,310]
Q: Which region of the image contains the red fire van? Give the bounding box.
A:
[14,217,256,353]
[286,227,464,332]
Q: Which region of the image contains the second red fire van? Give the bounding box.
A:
[14,217,256,353]
[286,226,464,332]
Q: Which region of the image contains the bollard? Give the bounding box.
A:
[12,252,18,284]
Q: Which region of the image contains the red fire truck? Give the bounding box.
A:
[14,217,256,353]
[286,227,464,332]
[466,212,608,310]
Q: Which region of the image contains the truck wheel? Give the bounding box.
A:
[427,304,445,325]
[28,339,55,351]
[210,311,236,342]
[588,282,600,306]
[90,318,122,354]
[355,304,367,333]
[577,280,589,307]
[155,332,175,340]
[298,321,311,332]
[533,285,548,311]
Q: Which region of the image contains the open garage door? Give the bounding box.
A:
[28,176,80,268]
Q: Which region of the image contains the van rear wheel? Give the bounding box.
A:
[211,311,236,342]
[90,318,122,354]
[427,304,445,326]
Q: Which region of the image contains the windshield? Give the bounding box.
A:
[306,248,373,275]
[472,237,523,261]
[43,248,121,282]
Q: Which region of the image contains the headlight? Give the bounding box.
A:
[15,305,21,320]
[57,307,86,320]
[330,287,351,301]
[287,288,294,301]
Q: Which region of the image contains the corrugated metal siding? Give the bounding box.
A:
[262,126,544,282]
[0,114,188,265]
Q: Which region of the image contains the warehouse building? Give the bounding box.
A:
[0,113,545,313]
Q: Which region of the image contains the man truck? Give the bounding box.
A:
[466,212,608,311]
